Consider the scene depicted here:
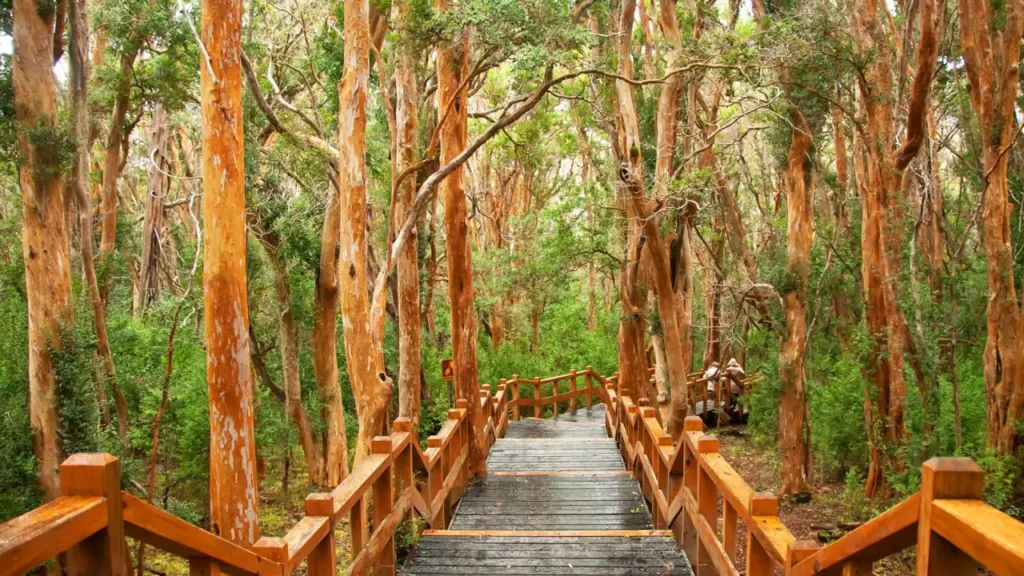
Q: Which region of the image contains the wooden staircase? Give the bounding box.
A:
[402,405,693,574]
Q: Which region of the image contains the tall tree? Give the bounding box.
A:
[201,0,260,545]
[394,0,423,426]
[436,1,487,473]
[958,0,1024,455]
[851,0,938,495]
[338,0,392,462]
[13,0,74,502]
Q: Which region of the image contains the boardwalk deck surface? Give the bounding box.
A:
[402,405,693,575]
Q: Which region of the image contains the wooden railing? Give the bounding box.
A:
[601,376,1024,575]
[5,365,1022,575]
[0,397,481,576]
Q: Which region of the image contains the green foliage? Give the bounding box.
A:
[51,322,100,457]
[21,116,76,189]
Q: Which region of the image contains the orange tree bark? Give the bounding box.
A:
[338,0,392,464]
[614,0,689,437]
[200,0,259,545]
[958,0,1024,455]
[778,108,813,494]
[436,3,487,474]
[394,0,423,427]
[14,0,74,502]
[852,0,938,495]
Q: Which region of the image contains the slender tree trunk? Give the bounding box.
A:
[436,7,487,474]
[778,107,813,495]
[200,0,259,545]
[394,0,423,427]
[136,106,169,315]
[338,0,392,464]
[253,225,323,485]
[15,0,74,503]
[98,47,138,294]
[313,181,350,485]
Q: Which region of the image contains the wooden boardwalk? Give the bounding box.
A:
[402,405,693,575]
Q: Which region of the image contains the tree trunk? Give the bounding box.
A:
[200,0,260,545]
[14,0,75,503]
[957,0,1024,455]
[394,0,423,427]
[436,6,487,474]
[98,47,138,293]
[313,181,350,485]
[254,224,323,485]
[338,0,392,464]
[136,105,169,315]
[778,107,813,495]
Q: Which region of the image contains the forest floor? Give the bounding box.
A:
[715,425,916,575]
[136,469,356,576]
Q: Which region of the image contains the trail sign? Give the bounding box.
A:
[441,358,454,381]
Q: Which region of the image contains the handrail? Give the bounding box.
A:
[0,393,484,575]
[600,366,1024,576]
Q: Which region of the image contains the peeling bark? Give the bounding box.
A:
[200,0,260,546]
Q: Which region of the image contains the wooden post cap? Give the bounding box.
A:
[60,453,120,496]
[393,418,413,432]
[455,399,469,409]
[658,434,674,447]
[684,416,704,432]
[586,365,593,371]
[371,436,392,454]
[447,409,461,419]
[640,406,656,418]
[697,434,719,454]
[749,492,779,516]
[500,378,507,384]
[254,537,288,563]
[922,457,984,499]
[305,493,334,519]
[512,374,519,379]
[427,436,443,448]
[787,540,820,567]
[627,404,639,415]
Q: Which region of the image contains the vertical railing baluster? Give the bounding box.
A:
[696,435,719,575]
[533,377,541,418]
[350,495,367,575]
[570,369,578,413]
[511,376,520,420]
[681,416,703,560]
[584,366,593,408]
[370,437,395,576]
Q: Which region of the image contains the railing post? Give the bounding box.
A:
[747,492,778,576]
[511,376,520,420]
[305,493,336,576]
[696,435,719,575]
[426,435,444,527]
[253,537,287,570]
[785,541,820,576]
[917,458,982,575]
[680,416,703,560]
[569,370,578,413]
[188,558,223,575]
[533,377,541,418]
[350,495,367,568]
[371,437,396,575]
[552,378,560,418]
[456,398,470,490]
[394,418,414,522]
[60,453,125,576]
[723,500,738,563]
[584,366,593,407]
